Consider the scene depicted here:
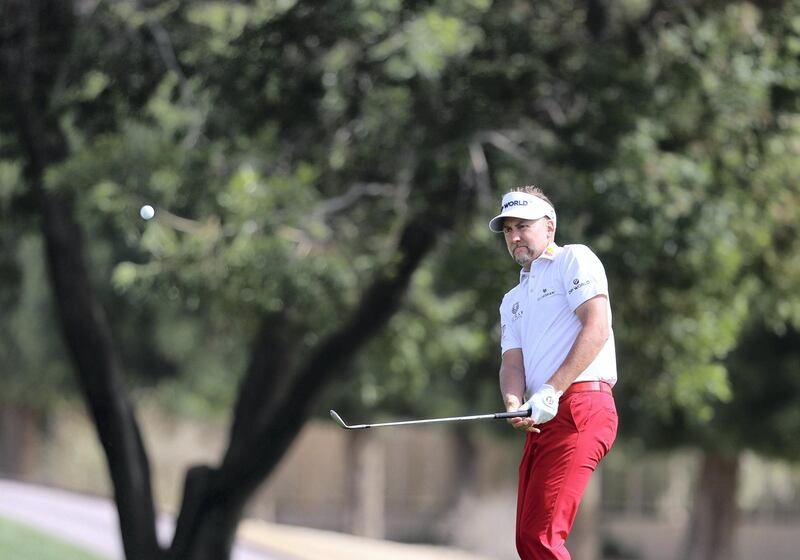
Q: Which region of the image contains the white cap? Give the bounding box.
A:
[488,191,556,232]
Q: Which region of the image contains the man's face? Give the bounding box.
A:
[502,217,553,270]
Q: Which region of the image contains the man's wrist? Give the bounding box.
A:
[542,383,564,399]
[544,379,568,395]
[504,394,523,410]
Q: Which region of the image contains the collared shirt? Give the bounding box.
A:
[499,243,617,396]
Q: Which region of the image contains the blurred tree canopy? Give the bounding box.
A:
[2,1,800,559]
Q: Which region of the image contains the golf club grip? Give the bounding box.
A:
[494,410,531,419]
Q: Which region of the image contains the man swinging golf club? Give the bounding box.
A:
[491,186,618,559]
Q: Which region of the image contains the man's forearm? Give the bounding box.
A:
[547,321,608,392]
[500,365,526,409]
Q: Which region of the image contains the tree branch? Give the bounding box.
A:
[176,162,475,516]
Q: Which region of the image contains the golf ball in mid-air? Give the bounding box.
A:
[139,205,155,220]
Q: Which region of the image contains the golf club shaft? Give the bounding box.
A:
[330,409,530,429]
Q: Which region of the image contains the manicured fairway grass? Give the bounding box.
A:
[0,515,107,560]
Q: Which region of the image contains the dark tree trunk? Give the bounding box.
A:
[679,451,740,560]
[166,466,249,560]
[37,183,163,560]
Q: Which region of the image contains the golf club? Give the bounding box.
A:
[329,408,531,430]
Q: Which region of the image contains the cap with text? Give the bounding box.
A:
[489,191,557,233]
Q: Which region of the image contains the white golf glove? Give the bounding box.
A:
[520,384,563,424]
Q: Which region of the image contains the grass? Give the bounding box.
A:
[0,515,107,560]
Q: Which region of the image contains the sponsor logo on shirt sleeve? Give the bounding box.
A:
[568,277,591,295]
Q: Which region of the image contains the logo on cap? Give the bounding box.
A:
[501,199,529,210]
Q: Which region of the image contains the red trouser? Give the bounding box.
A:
[516,384,618,559]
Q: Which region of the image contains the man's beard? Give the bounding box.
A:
[513,247,534,267]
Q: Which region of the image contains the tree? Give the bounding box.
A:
[2,0,661,556]
[1,1,476,558]
[6,2,797,560]
[564,3,800,558]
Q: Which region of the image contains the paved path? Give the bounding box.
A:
[0,478,287,559]
[0,479,490,560]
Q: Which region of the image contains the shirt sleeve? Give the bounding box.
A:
[559,245,609,312]
[499,295,522,354]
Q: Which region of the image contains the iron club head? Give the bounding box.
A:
[330,410,356,429]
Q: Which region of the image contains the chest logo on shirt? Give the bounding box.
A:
[537,287,556,301]
[568,277,591,295]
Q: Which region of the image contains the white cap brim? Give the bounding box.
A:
[489,192,556,232]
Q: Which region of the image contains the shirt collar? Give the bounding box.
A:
[538,242,560,261]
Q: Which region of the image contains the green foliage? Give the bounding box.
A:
[2,0,800,456]
[574,2,800,449]
[328,0,800,454]
[0,235,77,407]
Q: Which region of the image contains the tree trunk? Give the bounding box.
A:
[0,406,40,477]
[569,472,601,560]
[447,424,479,509]
[38,181,163,560]
[167,466,247,560]
[345,431,386,538]
[679,451,740,560]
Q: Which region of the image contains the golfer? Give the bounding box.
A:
[491,186,618,559]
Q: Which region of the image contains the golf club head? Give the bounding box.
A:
[329,409,351,429]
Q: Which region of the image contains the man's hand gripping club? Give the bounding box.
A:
[508,384,563,433]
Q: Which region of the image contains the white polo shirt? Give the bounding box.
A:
[499,243,617,397]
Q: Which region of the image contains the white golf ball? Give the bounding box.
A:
[139,205,155,220]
